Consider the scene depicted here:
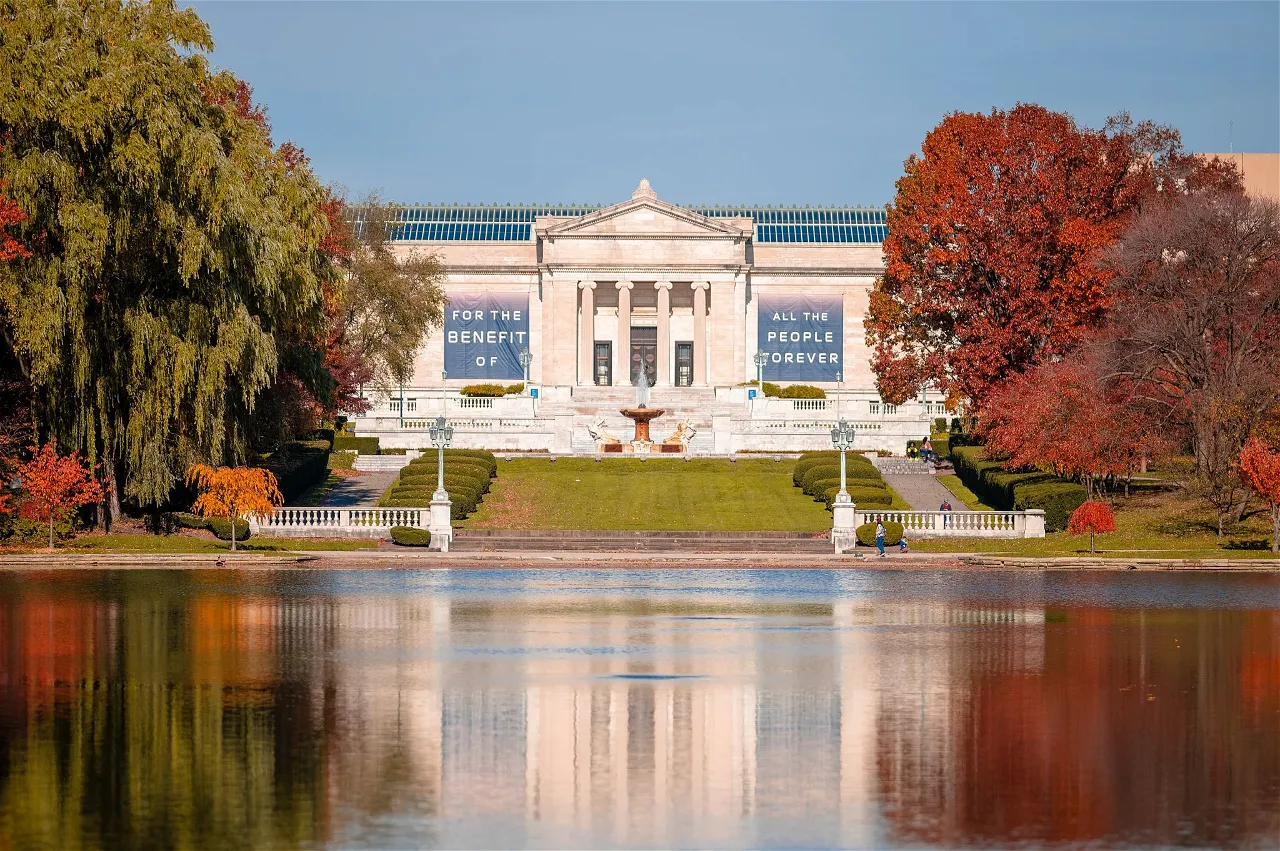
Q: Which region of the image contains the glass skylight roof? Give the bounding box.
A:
[385,204,887,244]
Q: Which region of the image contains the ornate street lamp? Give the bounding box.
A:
[835,370,842,418]
[429,415,454,500]
[519,347,532,384]
[753,350,767,410]
[829,418,856,503]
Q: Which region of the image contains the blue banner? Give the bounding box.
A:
[757,293,843,381]
[444,293,530,380]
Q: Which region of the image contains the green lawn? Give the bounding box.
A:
[49,533,379,554]
[464,458,835,531]
[910,492,1280,560]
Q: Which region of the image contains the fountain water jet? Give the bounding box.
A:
[619,369,664,449]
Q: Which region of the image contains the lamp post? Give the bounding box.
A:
[429,415,454,501]
[753,350,767,411]
[440,369,447,414]
[830,417,856,503]
[835,371,842,418]
[519,348,532,384]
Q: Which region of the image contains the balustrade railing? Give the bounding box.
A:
[250,506,431,537]
[850,509,1045,538]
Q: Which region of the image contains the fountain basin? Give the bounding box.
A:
[619,407,665,443]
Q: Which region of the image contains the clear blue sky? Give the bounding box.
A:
[193,1,1280,207]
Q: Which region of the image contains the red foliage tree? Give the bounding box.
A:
[1237,438,1280,555]
[1067,500,1117,554]
[16,442,104,549]
[0,149,29,262]
[865,104,1241,406]
[978,352,1162,497]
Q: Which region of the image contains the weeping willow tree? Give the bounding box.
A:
[0,0,335,510]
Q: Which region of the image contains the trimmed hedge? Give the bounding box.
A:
[777,384,826,399]
[856,521,903,547]
[333,434,380,454]
[810,476,887,497]
[951,446,1088,532]
[459,383,525,397]
[390,526,431,546]
[1014,482,1088,533]
[801,465,842,495]
[793,454,876,487]
[824,486,891,509]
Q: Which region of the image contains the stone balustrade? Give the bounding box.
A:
[249,506,431,539]
[851,509,1046,539]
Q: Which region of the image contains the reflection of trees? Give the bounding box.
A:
[875,606,1280,846]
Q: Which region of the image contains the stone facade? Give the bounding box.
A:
[356,180,939,454]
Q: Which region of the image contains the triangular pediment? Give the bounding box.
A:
[538,181,750,239]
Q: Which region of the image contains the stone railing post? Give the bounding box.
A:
[832,499,857,554]
[1023,509,1046,538]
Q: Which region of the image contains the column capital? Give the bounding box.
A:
[690,281,709,291]
[578,280,596,290]
[615,280,634,291]
[654,281,673,291]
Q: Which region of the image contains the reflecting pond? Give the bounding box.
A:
[1,569,1278,849]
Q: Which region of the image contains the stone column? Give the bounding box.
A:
[578,281,595,385]
[615,281,633,386]
[692,281,708,386]
[655,281,672,386]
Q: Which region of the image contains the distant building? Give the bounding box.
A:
[1199,152,1280,199]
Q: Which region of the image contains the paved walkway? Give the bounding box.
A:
[883,472,970,512]
[320,472,399,506]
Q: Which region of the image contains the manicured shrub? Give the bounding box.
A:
[1014,482,1088,533]
[777,384,826,399]
[761,381,782,397]
[460,383,510,397]
[793,454,876,486]
[208,517,251,542]
[505,383,525,395]
[389,526,431,547]
[328,450,357,470]
[824,486,892,509]
[934,417,948,434]
[333,434,380,454]
[856,521,903,547]
[811,476,887,498]
[379,447,408,456]
[801,465,842,495]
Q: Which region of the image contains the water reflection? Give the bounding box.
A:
[0,570,1277,849]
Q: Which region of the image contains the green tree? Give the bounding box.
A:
[0,0,336,511]
[336,195,446,392]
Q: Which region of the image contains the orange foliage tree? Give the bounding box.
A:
[1237,439,1280,555]
[185,465,283,551]
[1067,500,1117,555]
[16,442,104,549]
[865,104,1240,406]
[978,352,1163,497]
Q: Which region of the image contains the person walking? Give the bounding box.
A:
[875,518,887,558]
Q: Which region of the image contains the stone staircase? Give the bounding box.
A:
[870,457,936,476]
[553,386,736,453]
[451,529,831,553]
[352,454,412,472]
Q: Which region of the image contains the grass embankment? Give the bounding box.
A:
[21,533,379,555]
[464,458,838,531]
[936,473,995,511]
[910,486,1280,560]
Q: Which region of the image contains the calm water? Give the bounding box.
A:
[1,570,1278,850]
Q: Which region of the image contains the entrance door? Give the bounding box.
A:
[630,327,657,386]
[593,342,612,386]
[675,342,693,387]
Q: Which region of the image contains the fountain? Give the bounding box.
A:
[619,369,665,452]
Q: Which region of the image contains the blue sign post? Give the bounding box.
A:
[443,293,530,380]
[756,293,843,382]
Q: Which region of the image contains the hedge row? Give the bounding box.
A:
[380,449,498,521]
[176,513,251,542]
[793,452,878,488]
[951,446,1087,532]
[857,521,903,547]
[390,526,431,546]
[460,383,525,397]
[333,434,380,454]
[824,486,892,509]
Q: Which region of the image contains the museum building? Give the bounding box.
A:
[355,180,939,454]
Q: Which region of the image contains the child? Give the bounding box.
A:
[899,533,909,553]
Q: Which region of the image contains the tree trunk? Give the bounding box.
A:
[230,515,236,552]
[1273,506,1279,557]
[1090,531,1095,555]
[107,458,122,528]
